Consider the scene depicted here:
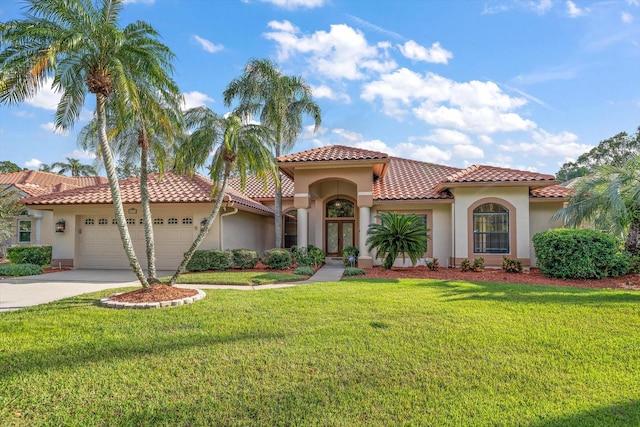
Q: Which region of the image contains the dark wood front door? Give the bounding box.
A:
[325,220,355,256]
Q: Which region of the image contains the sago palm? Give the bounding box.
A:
[366,212,429,269]
[0,0,178,288]
[169,107,277,285]
[223,59,321,248]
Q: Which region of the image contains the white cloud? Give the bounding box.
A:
[478,135,494,145]
[258,0,326,9]
[347,15,404,40]
[566,1,587,17]
[499,129,592,158]
[193,35,223,53]
[530,0,553,14]
[264,21,396,80]
[453,144,484,159]
[627,0,639,6]
[621,12,634,23]
[25,159,42,168]
[40,122,68,136]
[423,128,472,145]
[25,78,61,111]
[65,149,96,160]
[182,91,214,109]
[398,40,453,64]
[311,84,351,103]
[122,0,154,3]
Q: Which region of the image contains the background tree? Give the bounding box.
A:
[0,189,24,257]
[0,0,179,289]
[556,127,640,182]
[38,164,54,173]
[554,156,640,255]
[51,157,97,177]
[366,212,429,270]
[223,59,321,248]
[0,161,22,174]
[170,107,277,285]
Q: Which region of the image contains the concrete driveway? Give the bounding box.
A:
[0,269,172,312]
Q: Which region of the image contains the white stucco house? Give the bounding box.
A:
[19,145,571,269]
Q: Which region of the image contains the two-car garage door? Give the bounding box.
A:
[77,215,196,270]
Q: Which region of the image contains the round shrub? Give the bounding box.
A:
[232,249,259,269]
[533,228,626,279]
[0,263,43,277]
[262,248,292,270]
[294,266,315,276]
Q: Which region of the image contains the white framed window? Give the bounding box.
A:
[18,220,32,243]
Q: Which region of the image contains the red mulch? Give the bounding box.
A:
[109,284,198,303]
[361,266,640,290]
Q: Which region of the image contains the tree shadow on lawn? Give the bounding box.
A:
[530,399,640,427]
[422,279,640,306]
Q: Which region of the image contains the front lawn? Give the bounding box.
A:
[1,279,639,426]
[168,270,309,285]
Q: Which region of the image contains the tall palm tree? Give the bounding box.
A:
[52,157,97,176]
[169,107,277,285]
[223,59,321,248]
[554,156,640,255]
[78,88,183,282]
[0,0,178,289]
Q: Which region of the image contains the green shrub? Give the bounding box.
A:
[629,254,640,274]
[186,250,234,272]
[472,258,485,272]
[0,263,43,276]
[294,266,315,276]
[610,252,631,277]
[366,212,429,270]
[293,245,325,268]
[425,258,440,271]
[262,248,292,270]
[342,246,359,267]
[7,246,52,266]
[533,229,625,279]
[502,256,523,273]
[232,249,259,269]
[460,259,472,272]
[343,267,365,276]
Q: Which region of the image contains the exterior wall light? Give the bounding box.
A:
[55,219,66,233]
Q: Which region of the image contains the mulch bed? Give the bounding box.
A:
[109,284,198,303]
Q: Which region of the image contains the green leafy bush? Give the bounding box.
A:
[0,263,43,276]
[294,266,315,276]
[629,254,640,274]
[366,212,429,270]
[7,246,52,266]
[425,258,440,271]
[343,267,365,276]
[342,246,359,267]
[232,249,259,269]
[186,250,234,272]
[460,259,472,272]
[472,258,485,272]
[262,248,292,270]
[293,245,325,268]
[533,229,626,279]
[502,256,523,273]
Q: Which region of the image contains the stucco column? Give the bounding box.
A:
[32,210,42,245]
[297,208,308,249]
[358,205,373,268]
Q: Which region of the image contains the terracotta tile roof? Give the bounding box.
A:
[374,157,459,200]
[22,172,273,215]
[0,170,107,197]
[277,144,389,163]
[228,174,294,199]
[442,165,556,185]
[530,185,573,199]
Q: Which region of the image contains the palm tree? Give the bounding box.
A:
[553,156,640,255]
[78,77,183,283]
[366,212,429,269]
[38,163,53,173]
[169,107,277,285]
[223,59,321,248]
[52,157,97,177]
[0,0,178,289]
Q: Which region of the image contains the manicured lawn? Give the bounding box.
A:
[1,278,639,426]
[167,271,309,285]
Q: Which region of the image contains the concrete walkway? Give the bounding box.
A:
[0,264,345,312]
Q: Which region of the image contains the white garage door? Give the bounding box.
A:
[78,215,196,270]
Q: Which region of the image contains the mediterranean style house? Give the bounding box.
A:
[18,145,571,269]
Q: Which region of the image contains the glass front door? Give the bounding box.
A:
[326,220,354,256]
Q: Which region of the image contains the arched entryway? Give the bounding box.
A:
[325,197,355,256]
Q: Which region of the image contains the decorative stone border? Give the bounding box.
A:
[100,289,206,309]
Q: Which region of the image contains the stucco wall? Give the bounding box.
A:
[221,210,274,255]
[529,201,565,267]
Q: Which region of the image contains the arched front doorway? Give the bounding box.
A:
[325,198,355,256]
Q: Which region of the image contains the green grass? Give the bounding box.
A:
[164,271,310,285]
[2,278,640,426]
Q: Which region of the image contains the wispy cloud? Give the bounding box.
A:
[347,14,404,40]
[511,64,580,85]
[621,11,634,23]
[193,35,223,53]
[398,40,453,64]
[257,0,326,9]
[566,0,588,17]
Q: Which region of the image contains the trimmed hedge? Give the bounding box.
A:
[533,229,627,279]
[294,266,315,276]
[186,250,234,272]
[262,248,292,270]
[233,249,259,269]
[7,246,52,266]
[0,263,43,276]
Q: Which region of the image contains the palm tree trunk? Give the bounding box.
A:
[273,145,283,248]
[96,94,150,289]
[168,171,230,286]
[625,216,640,255]
[140,144,158,282]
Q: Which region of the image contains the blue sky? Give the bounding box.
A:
[1,0,639,176]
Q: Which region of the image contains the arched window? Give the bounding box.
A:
[283,210,297,249]
[326,198,354,218]
[473,203,509,254]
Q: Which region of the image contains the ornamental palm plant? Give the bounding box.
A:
[223,59,321,248]
[0,0,179,288]
[366,212,429,270]
[169,107,277,285]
